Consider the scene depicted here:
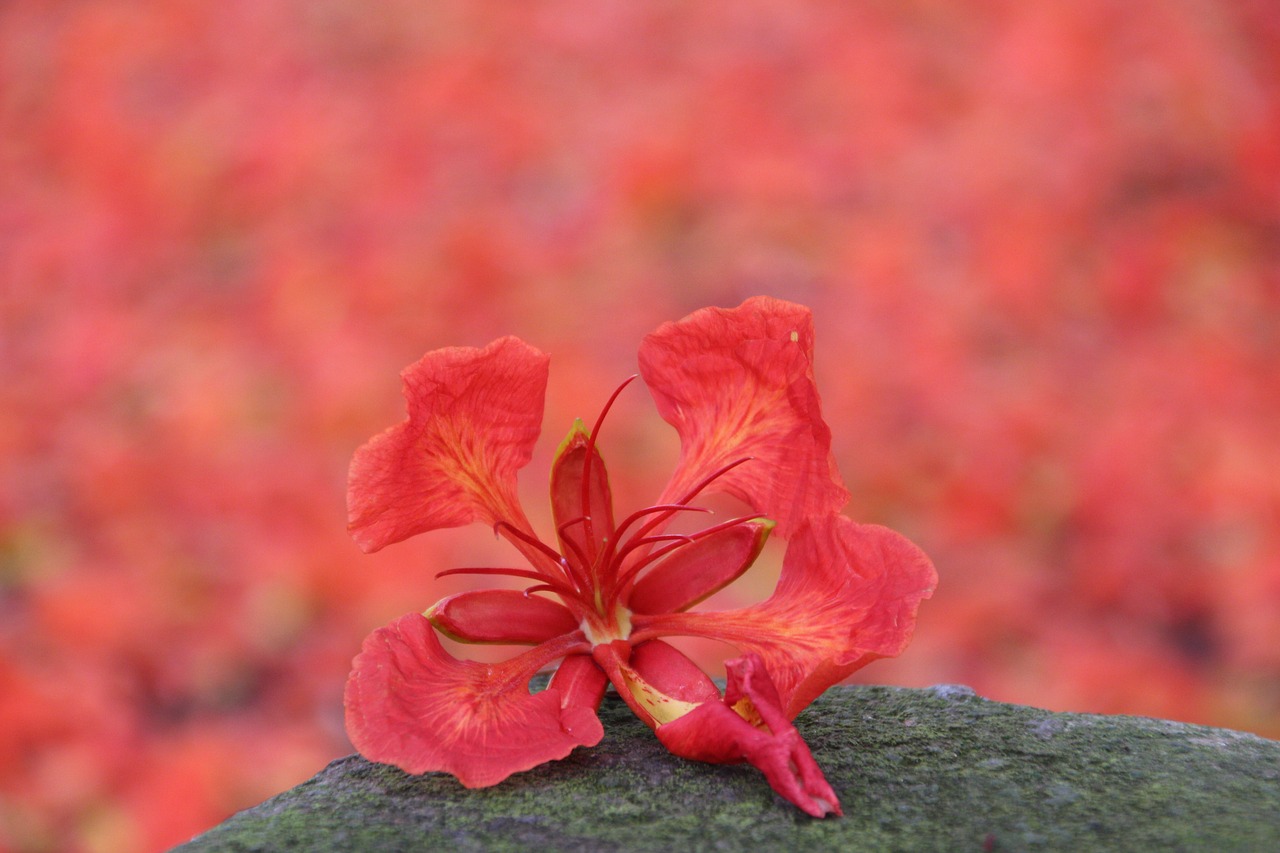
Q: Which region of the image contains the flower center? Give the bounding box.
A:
[434,379,759,641]
[580,605,633,647]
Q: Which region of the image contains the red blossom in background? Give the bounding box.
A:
[343,297,936,815]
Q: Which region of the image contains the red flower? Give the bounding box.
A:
[344,297,936,817]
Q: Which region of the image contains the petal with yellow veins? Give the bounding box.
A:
[344,613,598,788]
[638,297,849,537]
[634,514,937,718]
[347,337,547,554]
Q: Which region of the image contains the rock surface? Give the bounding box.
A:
[176,684,1280,852]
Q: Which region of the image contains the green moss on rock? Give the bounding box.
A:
[175,685,1280,852]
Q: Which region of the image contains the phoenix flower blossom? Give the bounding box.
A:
[344,297,937,817]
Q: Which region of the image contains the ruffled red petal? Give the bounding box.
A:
[638,297,849,536]
[626,520,772,615]
[427,590,581,645]
[344,613,599,788]
[347,337,548,553]
[633,513,937,718]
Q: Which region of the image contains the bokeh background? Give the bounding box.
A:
[3,1,1279,851]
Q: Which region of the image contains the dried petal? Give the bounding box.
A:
[638,297,849,536]
[347,337,547,553]
[344,613,598,788]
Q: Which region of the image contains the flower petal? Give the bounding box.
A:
[549,421,616,580]
[589,642,839,816]
[629,640,723,707]
[627,520,773,615]
[427,590,581,645]
[347,337,548,553]
[344,613,599,788]
[547,653,609,715]
[655,654,841,818]
[633,514,937,718]
[638,296,849,536]
[589,639,721,729]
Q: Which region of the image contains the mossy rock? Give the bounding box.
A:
[175,684,1280,852]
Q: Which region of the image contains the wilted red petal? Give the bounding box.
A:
[549,421,616,578]
[655,654,841,818]
[344,613,598,788]
[634,514,937,718]
[627,520,773,614]
[347,337,548,553]
[638,297,849,536]
[427,590,581,645]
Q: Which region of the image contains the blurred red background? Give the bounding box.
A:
[3,1,1279,851]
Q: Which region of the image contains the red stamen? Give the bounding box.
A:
[630,456,754,544]
[601,504,712,571]
[671,455,755,508]
[435,567,581,601]
[612,504,713,542]
[579,375,637,562]
[610,514,761,596]
[493,521,577,587]
[609,533,695,571]
[601,457,755,585]
[555,517,593,581]
[435,566,553,583]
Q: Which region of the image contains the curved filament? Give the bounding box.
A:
[630,457,754,544]
[579,375,637,563]
[555,517,593,582]
[493,521,577,587]
[611,514,761,601]
[435,567,582,601]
